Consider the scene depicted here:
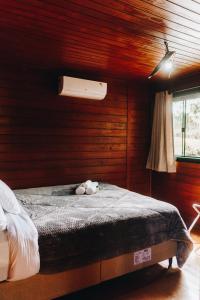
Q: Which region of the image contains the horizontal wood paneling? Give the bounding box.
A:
[0,1,200,79]
[0,67,127,188]
[127,82,151,195]
[152,73,200,225]
[0,66,151,194]
[152,162,200,226]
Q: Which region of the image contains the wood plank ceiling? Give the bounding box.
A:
[0,0,200,79]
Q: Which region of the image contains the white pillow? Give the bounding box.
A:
[0,205,7,231]
[0,180,21,214]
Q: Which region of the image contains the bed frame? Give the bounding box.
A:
[0,240,177,300]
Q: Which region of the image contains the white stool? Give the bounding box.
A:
[188,204,200,232]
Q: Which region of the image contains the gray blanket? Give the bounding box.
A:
[14,183,193,273]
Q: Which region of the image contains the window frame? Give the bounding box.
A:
[173,87,200,163]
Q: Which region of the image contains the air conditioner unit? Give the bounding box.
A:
[58,76,107,100]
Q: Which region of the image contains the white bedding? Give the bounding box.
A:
[0,207,40,282]
[0,231,9,281]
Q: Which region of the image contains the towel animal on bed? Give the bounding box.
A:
[75,180,99,195]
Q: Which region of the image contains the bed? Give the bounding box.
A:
[0,183,193,300]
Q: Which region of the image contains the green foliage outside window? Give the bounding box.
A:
[173,90,200,158]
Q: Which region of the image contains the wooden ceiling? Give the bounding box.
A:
[1,0,200,79]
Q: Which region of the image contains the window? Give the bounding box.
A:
[173,88,200,160]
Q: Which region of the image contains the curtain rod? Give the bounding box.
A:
[171,85,200,94]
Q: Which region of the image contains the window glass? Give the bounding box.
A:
[185,98,200,157]
[173,90,200,158]
[173,100,184,156]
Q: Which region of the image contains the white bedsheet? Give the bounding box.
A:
[4,208,40,281]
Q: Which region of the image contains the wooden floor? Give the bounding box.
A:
[58,230,200,300]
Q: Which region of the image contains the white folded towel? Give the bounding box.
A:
[75,180,99,195]
[86,182,99,195]
[82,180,92,189]
[75,186,85,195]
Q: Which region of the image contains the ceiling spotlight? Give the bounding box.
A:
[164,61,173,71]
[148,40,175,79]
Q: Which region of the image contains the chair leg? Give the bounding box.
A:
[168,257,173,269]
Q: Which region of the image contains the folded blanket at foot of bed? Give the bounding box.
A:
[0,207,40,282]
[0,231,9,281]
[0,179,40,282]
[5,208,40,281]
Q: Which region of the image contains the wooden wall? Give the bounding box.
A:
[152,73,200,225]
[0,66,151,194]
[127,84,151,194]
[152,163,200,225]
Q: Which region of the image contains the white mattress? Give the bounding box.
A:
[0,231,9,281]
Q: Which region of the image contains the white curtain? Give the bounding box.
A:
[146,90,176,173]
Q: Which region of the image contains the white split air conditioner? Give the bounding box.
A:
[58,76,107,100]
